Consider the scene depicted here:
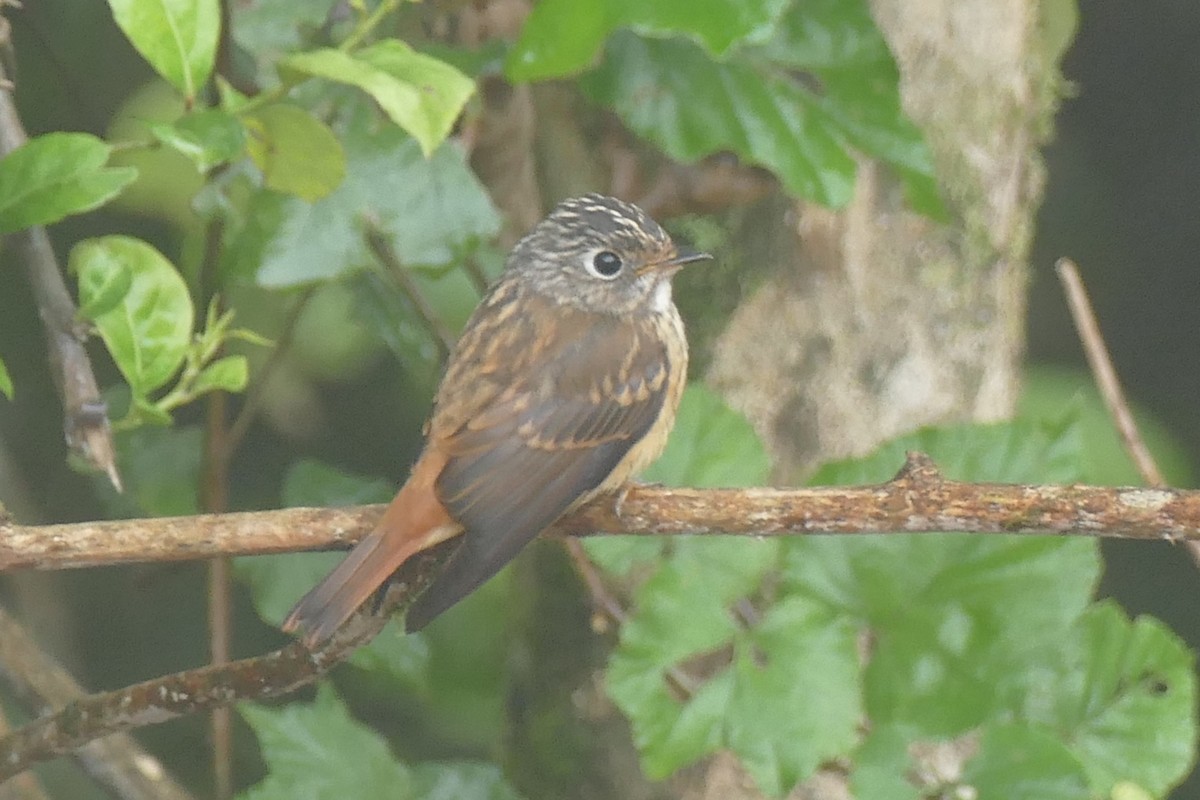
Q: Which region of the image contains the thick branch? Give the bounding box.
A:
[3,454,1199,573]
[1,453,1198,778]
[0,541,452,781]
[0,610,194,800]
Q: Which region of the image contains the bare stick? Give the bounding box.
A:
[3,454,1199,573]
[1056,259,1164,484]
[0,61,122,491]
[0,609,194,799]
[1054,259,1200,564]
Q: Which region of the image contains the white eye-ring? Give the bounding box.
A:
[585,249,624,280]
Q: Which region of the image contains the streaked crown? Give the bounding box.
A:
[506,194,702,316]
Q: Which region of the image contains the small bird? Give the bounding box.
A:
[283,193,708,645]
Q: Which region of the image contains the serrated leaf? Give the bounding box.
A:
[724,598,861,794]
[1023,602,1196,797]
[236,124,499,288]
[791,419,1099,735]
[585,384,770,575]
[244,103,346,201]
[507,0,789,81]
[238,685,414,798]
[107,0,220,100]
[0,357,12,400]
[609,573,861,791]
[191,355,248,394]
[583,33,856,207]
[281,40,475,156]
[962,724,1090,800]
[150,109,246,173]
[70,236,193,396]
[238,687,523,800]
[0,132,138,234]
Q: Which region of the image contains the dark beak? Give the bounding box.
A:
[666,247,712,267]
[639,247,712,275]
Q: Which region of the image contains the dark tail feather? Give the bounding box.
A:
[283,530,396,647]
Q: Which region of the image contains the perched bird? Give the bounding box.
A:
[283,193,707,645]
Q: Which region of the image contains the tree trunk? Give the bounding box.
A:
[708,0,1065,482]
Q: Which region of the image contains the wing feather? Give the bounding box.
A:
[404,299,673,631]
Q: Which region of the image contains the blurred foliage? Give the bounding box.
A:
[1,0,1196,799]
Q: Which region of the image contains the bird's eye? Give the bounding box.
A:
[588,250,623,279]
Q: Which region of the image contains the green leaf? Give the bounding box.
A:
[724,598,862,793]
[755,0,942,215]
[578,1,942,213]
[75,261,133,321]
[644,384,772,488]
[850,726,921,800]
[281,40,475,156]
[0,133,137,234]
[962,724,1090,800]
[1023,602,1196,797]
[1019,365,1194,486]
[235,459,392,623]
[282,459,394,509]
[70,236,193,396]
[507,0,789,81]
[107,0,220,100]
[582,33,857,207]
[793,419,1099,735]
[238,685,413,798]
[235,124,499,288]
[238,686,523,800]
[608,545,862,791]
[809,416,1084,486]
[0,357,12,400]
[191,355,249,395]
[229,0,350,77]
[410,762,524,800]
[244,104,346,201]
[150,109,246,173]
[585,384,771,575]
[105,421,202,517]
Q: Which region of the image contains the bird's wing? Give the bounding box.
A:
[404,299,674,630]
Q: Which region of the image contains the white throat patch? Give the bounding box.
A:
[651,279,673,312]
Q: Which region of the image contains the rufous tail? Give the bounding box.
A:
[282,453,459,647]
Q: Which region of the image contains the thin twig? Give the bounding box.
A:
[1056,259,1164,485]
[460,254,492,296]
[0,609,194,799]
[0,707,49,800]
[363,226,456,362]
[222,286,316,461]
[0,60,122,491]
[1054,259,1200,564]
[562,539,701,698]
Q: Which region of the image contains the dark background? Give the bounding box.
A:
[2,0,1199,795]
